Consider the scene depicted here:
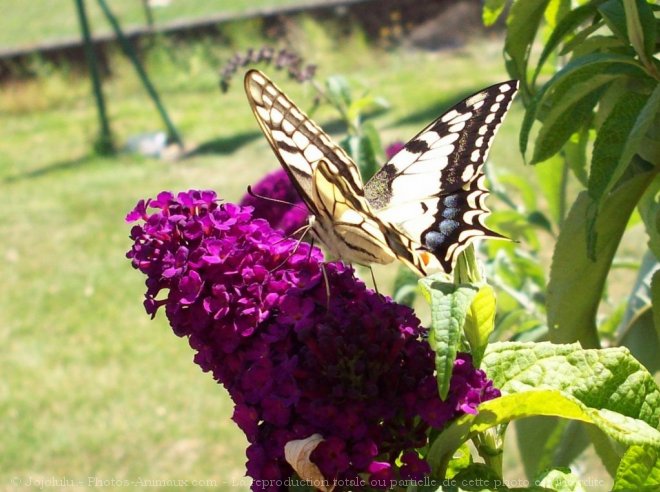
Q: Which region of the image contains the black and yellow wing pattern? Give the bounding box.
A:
[244,69,518,276]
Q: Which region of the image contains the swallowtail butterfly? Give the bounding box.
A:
[244,70,518,276]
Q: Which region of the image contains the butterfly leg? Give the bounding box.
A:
[320,262,331,311]
[367,265,379,295]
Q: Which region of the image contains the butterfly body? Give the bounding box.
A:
[244,70,518,276]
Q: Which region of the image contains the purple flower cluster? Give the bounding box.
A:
[239,169,308,236]
[126,190,499,491]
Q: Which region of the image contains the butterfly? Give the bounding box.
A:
[244,69,518,276]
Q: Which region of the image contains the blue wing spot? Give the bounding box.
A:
[424,230,447,250]
[443,195,460,207]
[439,219,460,235]
[442,207,459,219]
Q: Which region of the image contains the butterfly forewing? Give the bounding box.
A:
[365,80,518,272]
[244,70,363,216]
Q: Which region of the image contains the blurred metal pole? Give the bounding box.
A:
[141,0,155,30]
[74,0,115,154]
[96,0,183,148]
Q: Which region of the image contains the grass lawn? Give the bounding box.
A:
[0,0,339,51]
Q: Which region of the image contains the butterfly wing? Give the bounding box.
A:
[364,80,518,272]
[311,159,430,273]
[244,69,364,217]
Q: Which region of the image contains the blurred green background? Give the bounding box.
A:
[2,0,629,490]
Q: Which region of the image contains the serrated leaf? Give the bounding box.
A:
[610,84,660,197]
[589,91,648,201]
[547,168,655,346]
[613,445,660,491]
[482,0,508,27]
[533,0,607,85]
[419,276,478,400]
[504,0,552,99]
[482,342,660,426]
[464,285,497,368]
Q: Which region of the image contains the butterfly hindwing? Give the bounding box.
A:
[365,80,518,272]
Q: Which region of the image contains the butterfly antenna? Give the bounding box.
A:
[246,185,309,212]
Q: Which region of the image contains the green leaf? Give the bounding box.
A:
[623,0,657,64]
[463,285,497,368]
[536,468,585,491]
[483,342,660,426]
[638,175,660,258]
[653,270,660,343]
[428,341,660,478]
[419,276,478,400]
[613,445,660,491]
[589,91,648,201]
[547,168,656,346]
[325,75,352,112]
[534,154,567,225]
[429,390,660,481]
[504,0,552,99]
[531,77,606,164]
[445,443,472,480]
[359,121,384,181]
[599,0,629,41]
[483,0,508,27]
[519,52,645,159]
[451,463,504,490]
[532,0,607,85]
[392,265,418,307]
[564,127,590,187]
[613,84,660,194]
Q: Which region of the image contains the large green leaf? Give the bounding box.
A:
[589,92,648,201]
[564,127,590,187]
[419,276,478,400]
[428,341,660,478]
[504,0,552,99]
[482,342,660,426]
[613,445,660,491]
[429,390,660,480]
[546,168,656,347]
